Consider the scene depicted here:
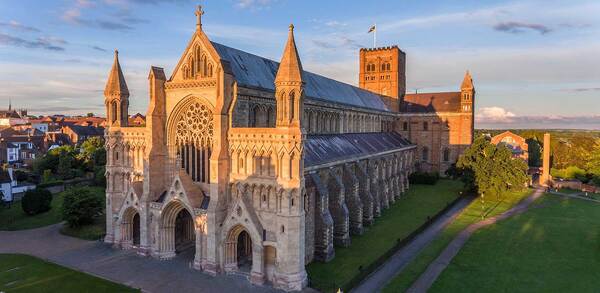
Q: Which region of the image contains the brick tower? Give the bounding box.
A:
[358,46,406,112]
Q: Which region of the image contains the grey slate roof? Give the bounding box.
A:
[212,42,391,112]
[304,132,414,168]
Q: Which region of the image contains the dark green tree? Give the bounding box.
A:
[526,138,541,167]
[62,187,104,227]
[21,188,53,215]
[457,137,529,201]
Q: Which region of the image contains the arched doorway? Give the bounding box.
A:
[224,225,258,274]
[132,213,140,246]
[237,230,252,272]
[158,200,196,258]
[120,207,140,249]
[175,208,194,252]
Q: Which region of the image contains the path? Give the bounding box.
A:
[547,190,600,203]
[0,224,315,293]
[351,196,473,293]
[407,188,545,293]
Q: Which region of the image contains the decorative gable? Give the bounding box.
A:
[170,31,221,82]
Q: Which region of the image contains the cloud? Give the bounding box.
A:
[235,0,277,10]
[493,21,552,35]
[0,33,66,51]
[476,107,600,129]
[566,87,600,92]
[0,20,41,33]
[477,107,517,122]
[97,20,133,30]
[477,114,600,130]
[91,45,108,52]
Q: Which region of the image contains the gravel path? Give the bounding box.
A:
[351,196,473,293]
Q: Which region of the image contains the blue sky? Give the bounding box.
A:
[0,0,599,129]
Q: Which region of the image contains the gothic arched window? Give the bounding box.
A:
[174,101,213,183]
[422,147,429,162]
[386,63,391,71]
[443,148,450,162]
[423,121,429,131]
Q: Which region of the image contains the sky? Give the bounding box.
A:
[0,0,599,129]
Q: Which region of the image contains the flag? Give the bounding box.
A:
[368,25,376,33]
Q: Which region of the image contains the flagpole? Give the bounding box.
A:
[373,23,377,48]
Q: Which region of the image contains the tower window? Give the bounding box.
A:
[422,147,429,162]
[443,148,450,162]
[386,63,391,71]
[403,122,408,131]
[423,122,429,131]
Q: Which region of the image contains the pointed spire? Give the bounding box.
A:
[8,98,11,111]
[275,24,303,85]
[461,70,473,90]
[104,49,129,98]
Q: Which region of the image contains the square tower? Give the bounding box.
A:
[359,46,406,112]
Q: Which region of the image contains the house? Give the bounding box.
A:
[0,168,35,202]
[61,125,105,145]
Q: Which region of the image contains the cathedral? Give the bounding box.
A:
[103,6,474,291]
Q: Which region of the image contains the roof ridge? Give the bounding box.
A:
[211,41,391,111]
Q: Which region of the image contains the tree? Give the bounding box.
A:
[526,138,542,167]
[87,112,94,117]
[457,137,529,200]
[57,152,74,179]
[21,188,53,215]
[78,137,106,172]
[62,187,104,227]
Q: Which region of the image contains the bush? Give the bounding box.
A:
[62,187,104,227]
[409,172,440,185]
[94,166,106,187]
[21,188,53,215]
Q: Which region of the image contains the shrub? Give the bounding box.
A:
[94,166,106,187]
[409,172,440,185]
[62,187,104,227]
[21,188,53,215]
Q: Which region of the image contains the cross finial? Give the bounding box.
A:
[195,5,204,30]
[289,23,294,32]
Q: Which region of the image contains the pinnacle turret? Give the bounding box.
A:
[104,50,129,99]
[275,24,303,85]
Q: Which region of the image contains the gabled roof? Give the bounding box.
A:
[402,92,461,113]
[212,42,391,112]
[64,125,104,136]
[304,132,414,168]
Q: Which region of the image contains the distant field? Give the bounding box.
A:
[0,254,138,292]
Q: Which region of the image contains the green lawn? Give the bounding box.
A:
[307,179,463,292]
[429,194,600,292]
[0,193,65,231]
[383,188,533,293]
[0,186,107,241]
[0,254,139,292]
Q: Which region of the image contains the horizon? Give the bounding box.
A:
[0,0,599,129]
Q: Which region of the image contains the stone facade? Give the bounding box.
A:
[358,47,475,174]
[103,6,471,291]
